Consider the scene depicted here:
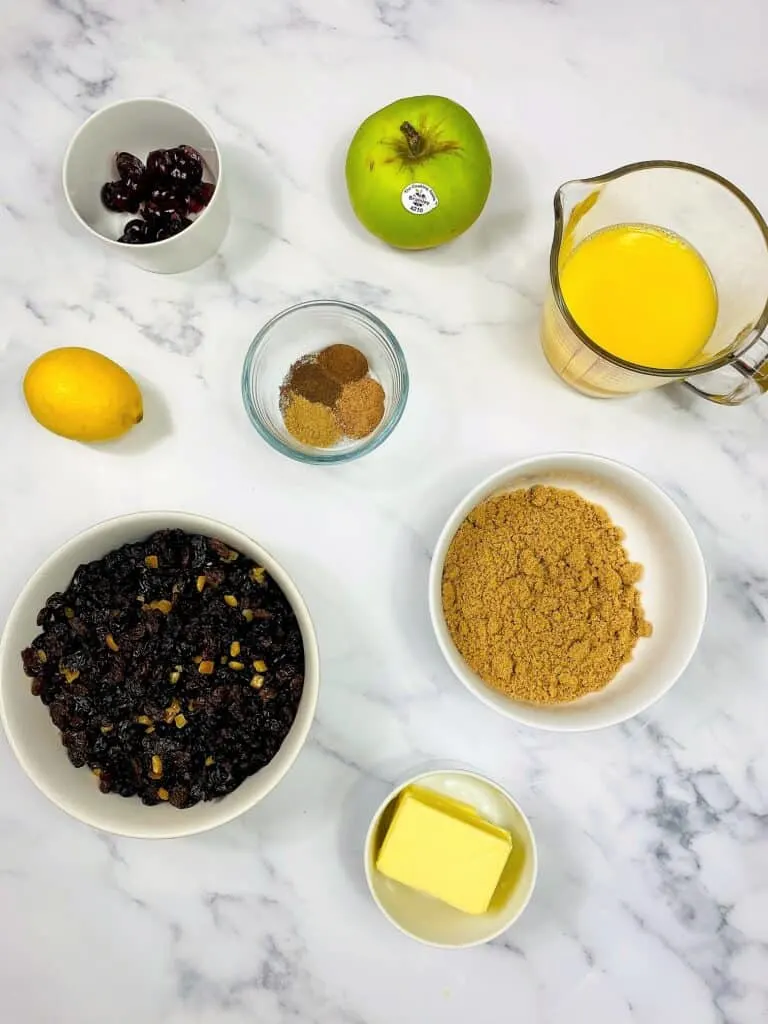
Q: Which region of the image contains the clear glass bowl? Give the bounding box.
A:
[242,300,409,464]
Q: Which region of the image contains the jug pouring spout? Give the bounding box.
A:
[542,161,768,401]
[551,179,604,276]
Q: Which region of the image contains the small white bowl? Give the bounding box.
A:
[365,769,537,947]
[0,512,319,838]
[63,98,229,273]
[429,453,707,731]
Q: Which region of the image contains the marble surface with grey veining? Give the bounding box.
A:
[1,1,768,1022]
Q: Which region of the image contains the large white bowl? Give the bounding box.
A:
[429,453,707,731]
[0,512,319,838]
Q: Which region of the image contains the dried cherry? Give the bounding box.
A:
[101,180,141,214]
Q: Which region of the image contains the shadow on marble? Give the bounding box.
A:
[52,160,83,242]
[322,347,464,493]
[210,143,280,276]
[51,136,109,268]
[99,378,173,455]
[505,317,550,383]
[237,743,332,842]
[172,739,344,858]
[658,379,724,418]
[419,146,531,269]
[337,765,395,901]
[513,806,588,945]
[387,515,446,675]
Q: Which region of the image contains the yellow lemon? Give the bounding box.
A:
[23,347,143,442]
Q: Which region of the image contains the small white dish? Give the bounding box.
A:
[0,511,319,838]
[364,769,537,948]
[63,98,229,273]
[429,453,707,731]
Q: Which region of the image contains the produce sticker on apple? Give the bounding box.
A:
[401,183,439,215]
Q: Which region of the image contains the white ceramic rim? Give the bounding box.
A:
[61,97,224,250]
[0,511,319,838]
[428,452,709,731]
[363,768,538,948]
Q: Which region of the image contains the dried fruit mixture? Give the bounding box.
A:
[21,530,304,808]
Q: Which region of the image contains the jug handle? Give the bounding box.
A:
[684,335,768,405]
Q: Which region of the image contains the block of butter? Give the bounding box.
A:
[375,786,512,915]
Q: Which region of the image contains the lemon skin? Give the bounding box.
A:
[23,347,144,442]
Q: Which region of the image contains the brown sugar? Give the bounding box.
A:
[282,394,341,448]
[441,485,652,705]
[334,378,385,439]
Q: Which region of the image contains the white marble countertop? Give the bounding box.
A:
[2,1,768,1022]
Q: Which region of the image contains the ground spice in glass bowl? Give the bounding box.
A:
[317,344,369,384]
[335,377,386,439]
[241,300,408,465]
[280,346,385,448]
[284,359,341,407]
[282,394,341,447]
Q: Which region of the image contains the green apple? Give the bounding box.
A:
[345,95,492,250]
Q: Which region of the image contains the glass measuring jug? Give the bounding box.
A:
[541,161,768,402]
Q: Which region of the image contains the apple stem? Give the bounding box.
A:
[400,121,424,159]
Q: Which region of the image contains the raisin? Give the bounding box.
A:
[21,647,43,677]
[169,785,190,809]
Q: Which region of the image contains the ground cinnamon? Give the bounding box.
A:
[442,485,652,704]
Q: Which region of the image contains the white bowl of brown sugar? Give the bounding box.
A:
[429,453,707,731]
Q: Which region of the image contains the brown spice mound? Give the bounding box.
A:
[282,394,341,448]
[442,485,652,705]
[317,344,369,384]
[334,377,385,439]
[283,358,341,407]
